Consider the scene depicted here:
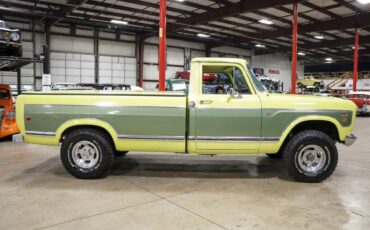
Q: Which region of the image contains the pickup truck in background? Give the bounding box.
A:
[16,58,357,182]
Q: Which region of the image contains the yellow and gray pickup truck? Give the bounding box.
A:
[16,58,357,182]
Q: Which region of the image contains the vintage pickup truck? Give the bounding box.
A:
[16,58,357,182]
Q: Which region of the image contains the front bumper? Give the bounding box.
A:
[344,134,357,146]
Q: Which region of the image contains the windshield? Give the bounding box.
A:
[246,64,266,92]
[0,21,9,29]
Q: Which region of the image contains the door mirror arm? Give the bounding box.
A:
[228,88,242,99]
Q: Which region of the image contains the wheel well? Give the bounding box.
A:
[60,125,115,149]
[278,120,339,153]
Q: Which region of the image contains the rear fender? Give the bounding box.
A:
[56,118,119,147]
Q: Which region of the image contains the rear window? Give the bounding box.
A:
[0,89,10,100]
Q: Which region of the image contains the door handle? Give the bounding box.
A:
[200,100,213,104]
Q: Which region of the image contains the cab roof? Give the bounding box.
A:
[191,57,248,65]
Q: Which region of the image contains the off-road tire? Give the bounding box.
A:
[283,130,338,183]
[60,128,115,179]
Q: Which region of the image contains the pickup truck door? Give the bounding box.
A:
[189,63,262,154]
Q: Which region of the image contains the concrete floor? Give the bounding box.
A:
[0,118,369,230]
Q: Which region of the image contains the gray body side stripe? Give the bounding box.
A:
[188,136,279,142]
[117,135,185,140]
[25,131,56,136]
[25,132,279,142]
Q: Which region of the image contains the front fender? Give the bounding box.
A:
[278,115,346,147]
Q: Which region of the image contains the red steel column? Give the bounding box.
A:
[353,28,359,92]
[291,1,298,94]
[158,0,167,91]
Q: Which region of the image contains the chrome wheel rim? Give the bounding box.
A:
[297,145,326,174]
[71,141,100,169]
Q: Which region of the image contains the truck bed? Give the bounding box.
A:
[16,90,188,152]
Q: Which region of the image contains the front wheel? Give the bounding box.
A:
[283,130,338,182]
[61,128,115,179]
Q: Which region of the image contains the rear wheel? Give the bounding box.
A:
[283,130,338,182]
[61,128,115,179]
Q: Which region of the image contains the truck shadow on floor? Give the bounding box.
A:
[20,154,290,181]
[109,154,290,181]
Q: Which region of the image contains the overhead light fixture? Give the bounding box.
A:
[258,19,273,25]
[298,52,306,56]
[356,0,370,4]
[314,35,324,39]
[255,44,266,48]
[110,19,128,25]
[176,0,185,2]
[325,57,333,62]
[197,33,210,38]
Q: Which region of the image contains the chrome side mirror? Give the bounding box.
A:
[228,88,242,99]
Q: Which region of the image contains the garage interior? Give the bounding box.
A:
[0,0,370,229]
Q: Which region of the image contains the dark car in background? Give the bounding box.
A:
[0,20,22,57]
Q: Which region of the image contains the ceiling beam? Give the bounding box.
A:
[46,0,88,26]
[257,12,370,39]
[167,0,306,32]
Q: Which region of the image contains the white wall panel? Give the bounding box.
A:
[167,48,184,65]
[81,77,95,83]
[50,60,65,68]
[50,51,94,84]
[120,34,135,41]
[100,32,115,39]
[143,65,158,81]
[98,56,136,85]
[143,82,158,90]
[212,46,251,57]
[76,28,93,36]
[51,35,93,53]
[144,45,158,63]
[50,26,69,34]
[81,69,94,77]
[2,76,17,84]
[99,40,135,56]
[191,50,206,59]
[125,78,136,85]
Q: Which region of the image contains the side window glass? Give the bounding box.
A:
[201,66,250,94]
[232,67,250,94]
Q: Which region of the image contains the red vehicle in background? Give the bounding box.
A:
[175,71,217,81]
[0,84,19,139]
[345,91,370,115]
